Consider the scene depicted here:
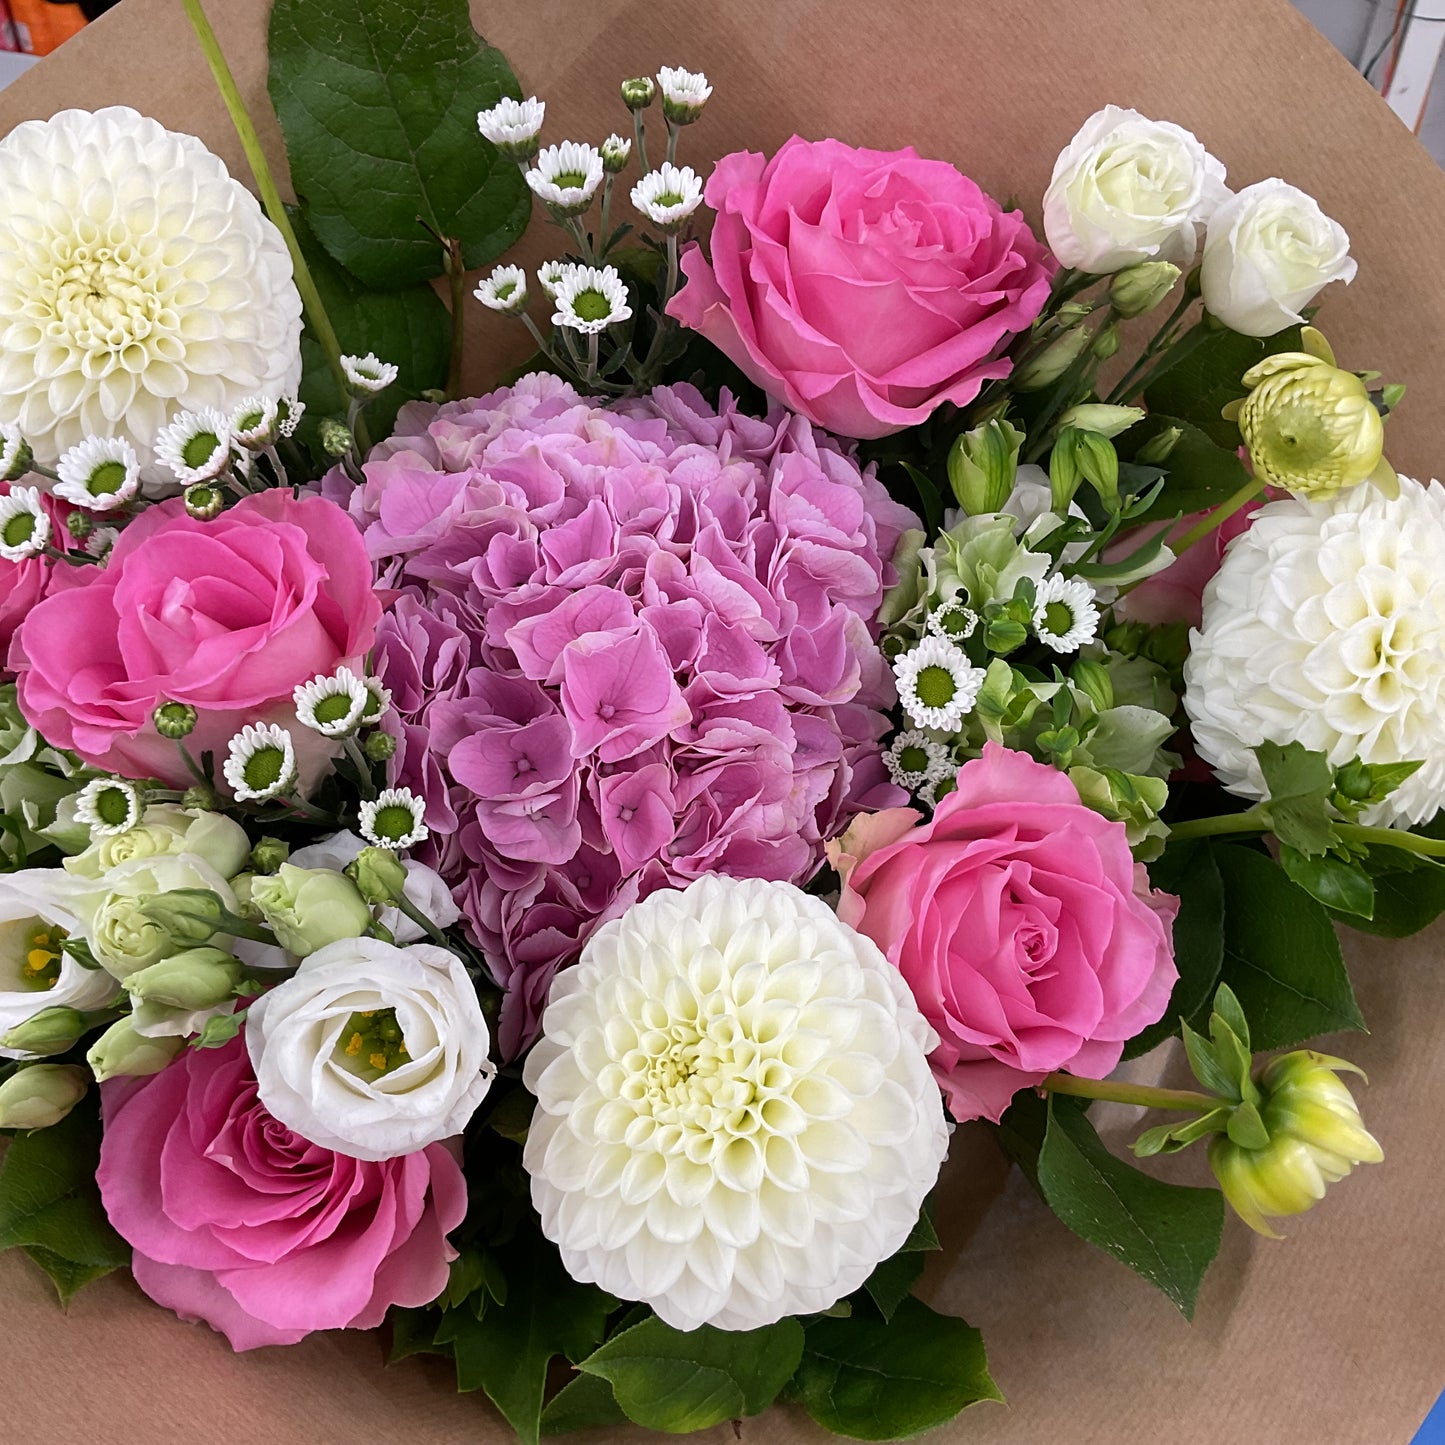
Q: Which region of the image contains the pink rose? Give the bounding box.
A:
[97,1036,466,1351]
[829,743,1178,1122]
[668,137,1054,439]
[12,490,380,785]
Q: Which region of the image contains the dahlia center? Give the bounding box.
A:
[915,665,957,708]
[571,289,612,323]
[2,919,66,992]
[52,250,162,352]
[336,1007,409,1080]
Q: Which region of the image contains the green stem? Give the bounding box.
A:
[1041,1072,1218,1112]
[665,120,679,166]
[1169,476,1264,558]
[444,238,467,401]
[1165,809,1268,842]
[178,0,349,405]
[633,112,650,176]
[1105,292,1198,404]
[343,736,378,798]
[390,888,449,946]
[1337,823,1445,858]
[599,175,615,257]
[1021,346,1100,464]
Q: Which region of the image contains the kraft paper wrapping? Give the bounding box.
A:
[0,2,1442,1441]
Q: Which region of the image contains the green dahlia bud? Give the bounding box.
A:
[1,1006,88,1057]
[0,1064,88,1129]
[125,947,242,1011]
[1108,260,1180,319]
[184,483,225,521]
[87,1016,184,1083]
[620,77,656,110]
[346,846,408,906]
[152,700,198,740]
[947,417,1024,516]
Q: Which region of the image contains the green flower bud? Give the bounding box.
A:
[1091,321,1121,361]
[600,133,632,173]
[1209,1050,1382,1238]
[0,1006,88,1057]
[249,836,290,874]
[229,872,261,921]
[126,947,242,1011]
[1108,261,1181,319]
[87,1016,184,1083]
[184,483,225,521]
[152,700,198,739]
[1056,404,1146,440]
[1135,425,1183,465]
[947,417,1024,516]
[363,730,397,763]
[346,846,409,906]
[251,865,372,956]
[1334,759,1376,803]
[319,419,356,459]
[66,510,95,541]
[1069,657,1115,714]
[0,1064,88,1129]
[138,888,230,947]
[181,783,220,812]
[620,77,655,110]
[1012,325,1093,391]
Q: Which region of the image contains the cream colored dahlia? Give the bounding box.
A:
[0,107,302,477]
[1185,474,1445,826]
[523,875,948,1333]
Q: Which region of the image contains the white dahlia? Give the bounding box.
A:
[1185,473,1445,826]
[0,107,302,479]
[523,875,948,1333]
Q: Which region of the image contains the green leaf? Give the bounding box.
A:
[1124,415,1252,518]
[387,1306,447,1363]
[1255,741,1335,857]
[1214,845,1365,1049]
[540,1371,628,1436]
[20,1245,117,1307]
[899,462,944,537]
[579,1315,804,1433]
[1124,842,1225,1058]
[1344,861,1445,937]
[1278,844,1375,919]
[1179,1021,1236,1100]
[862,1250,926,1323]
[268,0,529,288]
[291,208,450,441]
[1037,1101,1224,1318]
[0,1096,129,1286]
[1225,1099,1270,1149]
[792,1296,1002,1441]
[1131,1107,1231,1158]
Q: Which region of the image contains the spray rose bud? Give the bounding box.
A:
[621,77,655,110]
[86,1016,184,1083]
[0,1064,88,1129]
[345,846,409,906]
[947,417,1024,515]
[250,865,372,957]
[139,889,229,947]
[1,1006,88,1056]
[1108,260,1180,318]
[1013,324,1093,391]
[1209,1050,1382,1238]
[125,947,242,1011]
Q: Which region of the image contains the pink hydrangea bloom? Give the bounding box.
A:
[338,374,916,1056]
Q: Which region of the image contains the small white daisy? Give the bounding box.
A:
[53,437,141,512]
[360,677,392,725]
[0,422,32,483]
[84,525,119,561]
[537,259,570,299]
[222,722,298,803]
[230,396,281,450]
[0,486,49,562]
[926,597,979,643]
[552,264,632,334]
[341,353,399,399]
[893,637,986,732]
[884,730,955,791]
[630,163,704,231]
[293,667,369,738]
[74,777,142,838]
[656,66,712,123]
[475,264,529,315]
[526,141,605,215]
[155,408,234,485]
[600,133,632,172]
[1032,574,1101,654]
[358,787,430,851]
[477,95,545,159]
[276,396,305,438]
[920,774,959,809]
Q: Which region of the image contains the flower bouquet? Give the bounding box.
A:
[0,0,1439,1439]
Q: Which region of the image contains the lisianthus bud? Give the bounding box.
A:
[1209,1050,1382,1238]
[947,417,1024,516]
[1135,425,1183,464]
[125,947,242,1011]
[251,865,372,957]
[1108,260,1180,318]
[152,700,198,739]
[1057,403,1146,439]
[1091,321,1121,360]
[87,1016,184,1083]
[1,1006,87,1056]
[250,836,289,874]
[0,1064,88,1129]
[139,888,229,947]
[620,77,655,110]
[346,846,408,905]
[1013,325,1092,391]
[1069,657,1115,713]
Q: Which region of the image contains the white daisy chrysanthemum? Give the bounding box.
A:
[53,437,140,512]
[536,259,570,300]
[552,264,632,335]
[477,95,545,158]
[630,163,705,231]
[74,778,142,838]
[84,526,119,561]
[884,730,955,791]
[154,408,234,485]
[0,422,31,483]
[222,722,298,803]
[293,668,369,738]
[523,875,948,1332]
[475,264,529,316]
[229,396,281,451]
[893,636,986,731]
[656,66,712,124]
[0,107,301,478]
[276,396,305,439]
[1032,574,1101,653]
[1186,473,1445,827]
[525,141,605,215]
[926,597,980,643]
[360,678,392,725]
[340,353,399,399]
[0,486,49,562]
[358,788,429,852]
[600,133,632,172]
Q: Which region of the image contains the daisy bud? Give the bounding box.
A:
[0,1064,88,1129]
[153,700,198,740]
[363,730,397,763]
[249,836,290,875]
[656,66,712,124]
[620,77,655,110]
[66,510,94,540]
[1108,260,1180,319]
[318,419,356,459]
[340,353,399,400]
[600,132,632,172]
[126,947,242,1011]
[476,95,545,162]
[181,783,220,813]
[87,1016,183,1083]
[1,1007,88,1057]
[184,482,226,521]
[0,422,33,483]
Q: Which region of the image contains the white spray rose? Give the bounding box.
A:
[1200,179,1356,337]
[246,936,494,1161]
[64,805,250,882]
[1043,106,1227,273]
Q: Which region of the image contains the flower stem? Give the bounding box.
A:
[599,175,614,257]
[343,736,378,798]
[1165,809,1269,842]
[1169,476,1264,558]
[1337,823,1445,858]
[665,120,679,166]
[443,236,467,401]
[178,0,349,406]
[390,888,449,946]
[1041,1072,1218,1112]
[633,112,650,176]
[1105,292,1198,404]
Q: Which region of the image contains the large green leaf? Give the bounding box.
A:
[1214,845,1365,1049]
[1036,1101,1223,1318]
[579,1315,804,1433]
[539,1371,628,1436]
[269,0,530,288]
[792,1296,1001,1441]
[1124,414,1251,520]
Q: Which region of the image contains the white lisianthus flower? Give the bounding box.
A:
[1185,474,1445,826]
[1043,106,1227,273]
[1200,179,1356,337]
[0,869,121,1059]
[53,437,140,512]
[524,875,948,1333]
[0,107,302,478]
[246,935,495,1161]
